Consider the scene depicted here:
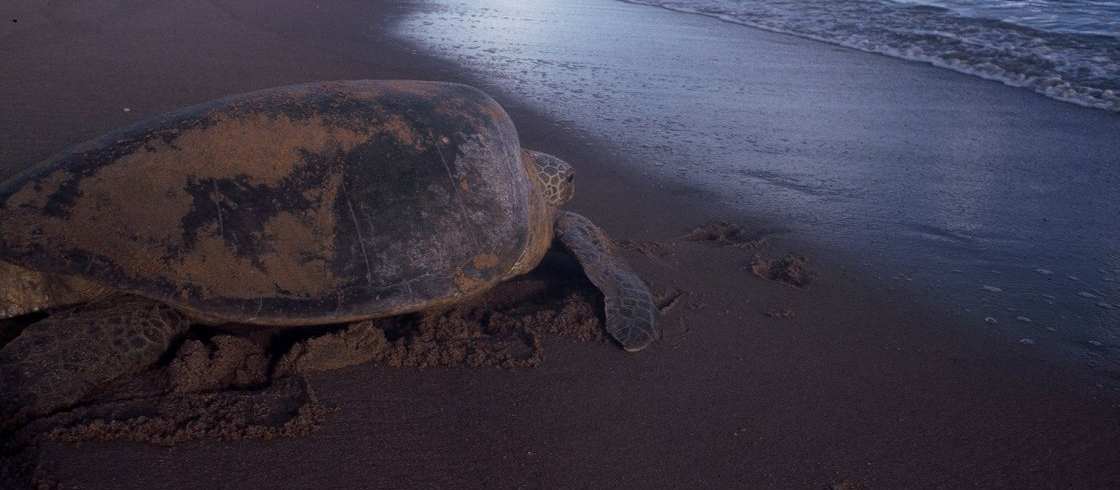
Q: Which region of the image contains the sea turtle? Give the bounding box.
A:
[0,80,656,427]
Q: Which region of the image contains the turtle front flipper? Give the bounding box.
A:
[555,211,657,352]
[0,296,189,431]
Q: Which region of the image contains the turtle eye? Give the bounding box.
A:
[566,174,574,183]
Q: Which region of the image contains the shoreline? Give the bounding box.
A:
[615,0,1120,114]
[398,0,1120,375]
[1,0,1118,488]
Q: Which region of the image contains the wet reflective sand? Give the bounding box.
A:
[402,0,1120,369]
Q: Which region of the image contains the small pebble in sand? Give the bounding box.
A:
[984,317,998,325]
[1088,340,1103,347]
[1098,302,1115,310]
[981,285,1002,293]
[1016,316,1031,323]
[1019,338,1035,345]
[1077,291,1098,299]
[1034,268,1054,275]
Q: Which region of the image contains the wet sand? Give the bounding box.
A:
[1,0,1118,489]
[400,0,1120,368]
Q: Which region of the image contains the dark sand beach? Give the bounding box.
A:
[1,0,1118,489]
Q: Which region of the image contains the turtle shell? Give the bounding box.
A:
[0,81,539,325]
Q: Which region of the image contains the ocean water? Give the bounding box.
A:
[621,0,1120,111]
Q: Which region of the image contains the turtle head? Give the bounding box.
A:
[0,260,108,319]
[523,150,574,207]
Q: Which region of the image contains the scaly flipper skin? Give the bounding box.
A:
[0,296,189,431]
[555,211,656,351]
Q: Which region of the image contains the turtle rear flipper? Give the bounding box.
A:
[0,296,189,430]
[555,211,656,352]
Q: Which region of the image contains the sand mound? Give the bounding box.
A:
[40,377,330,445]
[0,251,607,454]
[685,221,770,249]
[750,255,816,288]
[276,285,602,374]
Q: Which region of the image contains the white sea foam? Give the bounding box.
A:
[894,0,1120,38]
[619,0,1120,112]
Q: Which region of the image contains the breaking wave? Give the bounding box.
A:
[619,0,1120,112]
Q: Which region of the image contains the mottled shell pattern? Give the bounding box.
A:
[0,81,549,325]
